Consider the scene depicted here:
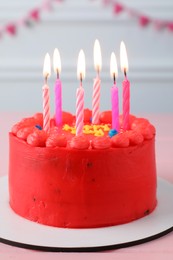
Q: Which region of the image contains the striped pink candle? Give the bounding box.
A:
[42,84,50,132]
[76,49,85,136]
[92,76,101,124]
[76,85,84,136]
[92,39,102,125]
[120,41,130,131]
[123,78,130,130]
[42,53,51,132]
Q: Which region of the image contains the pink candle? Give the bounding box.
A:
[92,76,101,124]
[111,85,119,131]
[76,49,85,136]
[92,39,102,125]
[42,53,51,132]
[42,84,50,132]
[122,78,130,130]
[110,52,119,131]
[55,79,62,126]
[53,49,62,126]
[76,85,84,136]
[120,41,130,131]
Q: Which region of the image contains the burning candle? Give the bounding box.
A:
[92,39,102,125]
[53,48,62,126]
[42,53,51,132]
[120,41,130,131]
[110,52,119,132]
[76,49,85,136]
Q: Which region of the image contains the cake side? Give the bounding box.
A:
[8,111,157,228]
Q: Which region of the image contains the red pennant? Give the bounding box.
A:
[167,22,173,31]
[139,16,150,27]
[6,24,17,35]
[30,9,40,21]
[113,3,124,14]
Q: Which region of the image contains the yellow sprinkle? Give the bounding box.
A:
[94,129,104,136]
[71,129,76,134]
[63,124,72,131]
[93,125,100,131]
[83,125,90,131]
[103,125,111,131]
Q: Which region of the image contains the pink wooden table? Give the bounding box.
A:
[0,113,173,259]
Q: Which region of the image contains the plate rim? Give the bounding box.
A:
[0,176,173,252]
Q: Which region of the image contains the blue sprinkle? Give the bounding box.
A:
[109,129,118,138]
[35,125,42,130]
[90,117,92,123]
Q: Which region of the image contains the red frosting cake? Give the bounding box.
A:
[9,109,157,228]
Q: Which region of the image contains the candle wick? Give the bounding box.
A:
[57,70,59,80]
[80,73,83,87]
[124,69,127,79]
[113,73,116,85]
[44,75,48,85]
[97,67,100,78]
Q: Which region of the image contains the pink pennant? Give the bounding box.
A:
[42,0,52,11]
[154,20,165,31]
[113,3,124,14]
[167,22,173,32]
[30,9,40,21]
[103,0,111,5]
[6,24,17,35]
[139,16,150,27]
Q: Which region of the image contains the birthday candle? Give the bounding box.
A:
[42,53,51,132]
[110,52,119,132]
[53,48,62,126]
[92,39,102,125]
[76,49,85,136]
[120,41,130,131]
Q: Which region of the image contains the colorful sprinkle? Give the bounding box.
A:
[35,125,42,130]
[109,129,118,138]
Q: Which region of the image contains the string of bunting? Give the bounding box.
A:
[0,0,63,38]
[1,0,173,39]
[102,0,173,32]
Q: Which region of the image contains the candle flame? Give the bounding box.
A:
[120,41,129,74]
[77,49,86,81]
[110,52,118,79]
[53,48,61,76]
[43,53,51,79]
[94,39,102,73]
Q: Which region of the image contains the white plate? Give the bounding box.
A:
[0,176,173,252]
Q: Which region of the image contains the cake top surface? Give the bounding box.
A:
[11,109,155,150]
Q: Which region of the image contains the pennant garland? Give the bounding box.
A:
[1,0,173,40]
[0,0,63,38]
[102,0,173,32]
